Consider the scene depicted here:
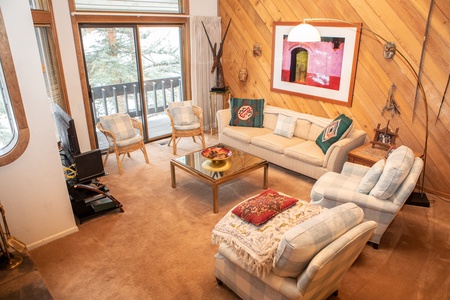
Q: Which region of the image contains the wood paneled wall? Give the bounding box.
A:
[218,0,450,197]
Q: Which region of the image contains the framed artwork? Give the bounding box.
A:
[271,22,362,106]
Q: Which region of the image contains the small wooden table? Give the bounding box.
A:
[348,143,422,167]
[170,145,268,213]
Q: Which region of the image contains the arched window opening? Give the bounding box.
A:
[0,9,30,166]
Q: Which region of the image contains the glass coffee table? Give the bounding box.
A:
[170,144,269,213]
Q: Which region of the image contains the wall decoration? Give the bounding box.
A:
[253,44,262,57]
[202,19,232,90]
[370,120,399,149]
[383,83,401,116]
[238,50,248,82]
[271,22,361,106]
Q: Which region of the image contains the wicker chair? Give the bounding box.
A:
[97,113,149,175]
[165,101,205,155]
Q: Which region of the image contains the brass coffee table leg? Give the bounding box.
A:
[170,161,176,188]
[263,163,269,189]
[212,185,219,214]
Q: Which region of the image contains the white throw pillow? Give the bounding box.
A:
[369,146,414,200]
[273,114,297,138]
[356,159,385,194]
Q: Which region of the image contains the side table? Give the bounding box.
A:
[348,143,422,167]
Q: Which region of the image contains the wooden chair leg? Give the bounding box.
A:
[200,133,206,149]
[141,144,149,164]
[115,151,123,175]
[103,149,110,165]
[172,135,177,155]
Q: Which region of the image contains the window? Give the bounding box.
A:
[74,0,182,14]
[29,0,49,10]
[70,0,190,146]
[35,26,66,110]
[31,0,69,112]
[0,9,30,166]
[0,60,18,156]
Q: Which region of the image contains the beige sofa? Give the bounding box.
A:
[217,105,367,180]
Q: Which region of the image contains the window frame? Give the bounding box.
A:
[0,9,30,166]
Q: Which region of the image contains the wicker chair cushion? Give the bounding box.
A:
[170,105,195,126]
[100,113,136,141]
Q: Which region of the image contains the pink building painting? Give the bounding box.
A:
[281,35,345,91]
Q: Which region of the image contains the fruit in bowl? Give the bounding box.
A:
[201,147,232,161]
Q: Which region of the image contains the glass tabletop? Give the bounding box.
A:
[171,144,267,181]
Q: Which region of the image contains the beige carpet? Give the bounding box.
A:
[29,134,450,300]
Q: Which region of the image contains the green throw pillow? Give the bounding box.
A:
[229,98,265,127]
[316,114,353,154]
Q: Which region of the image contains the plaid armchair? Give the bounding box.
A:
[310,146,423,248]
[214,203,376,300]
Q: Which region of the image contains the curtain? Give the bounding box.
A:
[190,16,221,131]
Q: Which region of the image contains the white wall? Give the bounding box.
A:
[190,0,217,16]
[0,0,78,249]
[0,0,217,251]
[52,0,91,153]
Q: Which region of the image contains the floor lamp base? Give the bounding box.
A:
[405,192,430,207]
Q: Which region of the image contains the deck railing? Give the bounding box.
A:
[90,76,182,121]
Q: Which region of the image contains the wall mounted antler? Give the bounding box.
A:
[202,19,232,90]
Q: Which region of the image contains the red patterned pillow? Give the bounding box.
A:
[232,189,298,226]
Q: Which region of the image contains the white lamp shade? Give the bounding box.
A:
[287,23,321,42]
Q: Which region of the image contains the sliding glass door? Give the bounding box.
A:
[80,24,184,149]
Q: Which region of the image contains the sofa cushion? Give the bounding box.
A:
[369,146,414,200]
[229,98,265,127]
[356,159,385,194]
[100,113,136,141]
[308,123,325,141]
[316,114,353,154]
[273,202,364,278]
[293,119,312,140]
[251,133,302,154]
[263,113,278,131]
[273,114,297,138]
[283,141,325,167]
[231,189,299,226]
[223,126,272,143]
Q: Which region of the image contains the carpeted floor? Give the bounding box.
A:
[22,134,450,299]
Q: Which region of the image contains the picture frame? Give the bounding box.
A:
[271,22,362,106]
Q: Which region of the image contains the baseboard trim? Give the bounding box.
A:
[26,226,79,250]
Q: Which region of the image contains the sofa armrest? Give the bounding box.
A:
[323,129,367,172]
[322,187,400,214]
[216,109,231,135]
